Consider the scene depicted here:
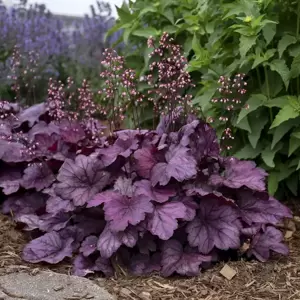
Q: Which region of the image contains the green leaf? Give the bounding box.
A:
[289,44,300,57]
[271,118,299,149]
[163,25,178,34]
[193,85,217,112]
[261,71,282,98]
[237,94,267,123]
[277,164,295,181]
[290,54,300,79]
[297,160,300,170]
[278,35,297,58]
[252,55,266,69]
[123,26,134,44]
[262,23,276,45]
[116,6,133,23]
[286,173,298,196]
[264,96,291,108]
[138,6,157,17]
[270,102,299,128]
[162,8,174,24]
[268,172,278,195]
[140,47,154,75]
[289,135,300,156]
[248,111,268,148]
[239,35,257,57]
[261,143,283,168]
[235,116,251,132]
[269,59,290,90]
[234,143,262,159]
[132,27,160,38]
[192,34,202,56]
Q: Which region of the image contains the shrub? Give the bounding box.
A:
[1,34,291,277]
[109,0,300,197]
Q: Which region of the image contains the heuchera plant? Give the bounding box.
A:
[0,33,292,278]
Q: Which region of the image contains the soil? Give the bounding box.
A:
[1,213,300,300]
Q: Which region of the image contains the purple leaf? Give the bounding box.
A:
[0,168,22,195]
[248,227,289,262]
[180,196,199,221]
[241,225,262,237]
[79,236,98,257]
[97,224,139,258]
[59,120,86,144]
[94,257,114,276]
[60,226,85,251]
[209,157,268,192]
[134,180,176,203]
[184,181,213,197]
[114,177,134,197]
[134,147,157,178]
[161,239,211,277]
[39,212,70,232]
[91,190,153,232]
[22,231,73,264]
[14,214,40,231]
[129,253,161,275]
[46,196,75,214]
[16,103,46,127]
[28,121,60,138]
[22,163,55,191]
[97,225,122,258]
[118,226,138,247]
[150,163,169,186]
[147,202,186,240]
[73,254,95,277]
[99,133,139,166]
[151,145,197,186]
[236,190,292,225]
[0,139,29,163]
[186,199,241,254]
[87,190,116,207]
[55,155,110,206]
[137,233,157,254]
[2,192,47,215]
[179,120,220,160]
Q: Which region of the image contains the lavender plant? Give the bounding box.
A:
[0,33,292,278]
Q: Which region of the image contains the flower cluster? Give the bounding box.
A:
[210,73,249,152]
[146,33,196,126]
[99,48,144,131]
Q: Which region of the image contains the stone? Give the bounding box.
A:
[0,271,115,300]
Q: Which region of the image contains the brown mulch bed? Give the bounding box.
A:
[1,214,300,300]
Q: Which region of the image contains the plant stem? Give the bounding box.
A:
[256,67,262,90]
[264,66,273,122]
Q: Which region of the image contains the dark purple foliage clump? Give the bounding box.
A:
[0,33,292,278]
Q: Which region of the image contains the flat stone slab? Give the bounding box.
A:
[0,271,115,300]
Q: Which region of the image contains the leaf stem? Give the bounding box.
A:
[264,66,273,122]
[256,67,262,90]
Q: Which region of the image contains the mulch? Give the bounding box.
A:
[1,213,300,300]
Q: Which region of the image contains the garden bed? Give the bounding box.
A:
[1,213,300,300]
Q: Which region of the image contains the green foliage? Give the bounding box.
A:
[111,0,300,198]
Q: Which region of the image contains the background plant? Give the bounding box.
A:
[0,34,291,278]
[0,0,121,105]
[109,0,300,198]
